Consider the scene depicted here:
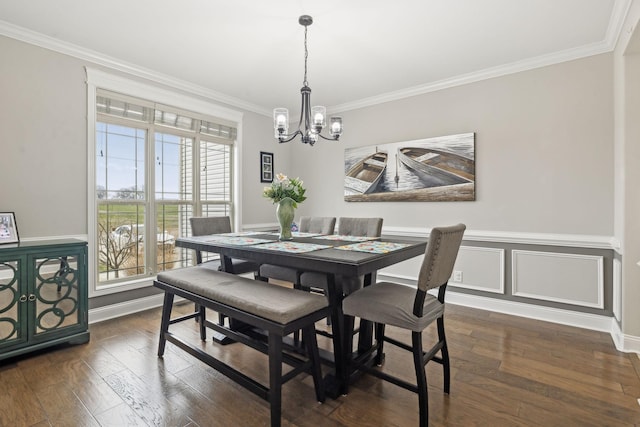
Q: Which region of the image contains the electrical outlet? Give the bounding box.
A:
[452,270,463,283]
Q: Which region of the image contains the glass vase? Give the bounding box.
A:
[276,197,295,240]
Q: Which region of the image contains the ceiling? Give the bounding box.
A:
[0,0,631,116]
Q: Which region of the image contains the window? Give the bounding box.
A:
[86,69,242,296]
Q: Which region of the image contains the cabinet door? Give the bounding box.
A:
[31,251,86,341]
[0,258,28,350]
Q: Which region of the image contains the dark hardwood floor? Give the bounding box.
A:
[1,302,640,426]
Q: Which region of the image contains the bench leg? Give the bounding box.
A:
[158,291,174,357]
[268,333,283,427]
[199,305,207,341]
[303,325,325,403]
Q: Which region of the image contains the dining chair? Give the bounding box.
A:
[257,216,336,286]
[189,216,260,275]
[298,217,383,337]
[299,217,383,297]
[341,223,466,427]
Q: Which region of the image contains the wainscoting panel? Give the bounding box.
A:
[450,246,505,293]
[512,250,604,308]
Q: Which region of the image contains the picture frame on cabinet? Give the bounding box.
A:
[0,212,19,245]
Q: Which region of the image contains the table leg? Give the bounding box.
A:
[323,273,348,397]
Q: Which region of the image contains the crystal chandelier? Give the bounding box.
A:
[273,15,343,146]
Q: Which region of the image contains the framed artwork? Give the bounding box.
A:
[344,132,475,202]
[260,151,274,183]
[0,212,19,245]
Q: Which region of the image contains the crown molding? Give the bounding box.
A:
[0,20,271,117]
[329,0,633,114]
[606,0,634,48]
[329,41,613,113]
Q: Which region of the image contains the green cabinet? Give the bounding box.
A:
[0,239,89,361]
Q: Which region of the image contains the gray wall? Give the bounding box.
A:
[288,54,614,236]
[1,36,88,237]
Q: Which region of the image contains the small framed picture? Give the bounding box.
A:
[260,151,274,183]
[0,212,19,245]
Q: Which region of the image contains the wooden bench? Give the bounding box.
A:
[154,267,330,427]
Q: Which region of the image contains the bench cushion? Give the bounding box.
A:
[157,267,328,325]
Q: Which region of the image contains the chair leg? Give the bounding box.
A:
[412,331,429,427]
[437,316,450,394]
[303,325,325,403]
[374,323,386,366]
[268,333,283,427]
[158,292,174,357]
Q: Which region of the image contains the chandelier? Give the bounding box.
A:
[273,15,343,146]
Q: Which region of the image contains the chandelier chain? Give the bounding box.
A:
[273,15,342,145]
[303,24,308,87]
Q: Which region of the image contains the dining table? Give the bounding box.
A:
[175,230,428,397]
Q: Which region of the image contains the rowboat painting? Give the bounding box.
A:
[397,147,474,185]
[344,132,475,202]
[344,151,388,195]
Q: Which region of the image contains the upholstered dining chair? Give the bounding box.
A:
[189,216,260,275]
[298,217,383,297]
[341,223,466,427]
[257,216,336,286]
[298,217,382,337]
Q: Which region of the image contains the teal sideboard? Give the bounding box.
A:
[0,239,89,362]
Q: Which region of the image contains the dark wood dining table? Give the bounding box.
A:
[175,231,427,397]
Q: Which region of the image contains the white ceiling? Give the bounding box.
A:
[0,0,631,116]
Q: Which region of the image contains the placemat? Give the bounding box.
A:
[204,236,275,245]
[320,234,380,242]
[334,241,411,254]
[255,241,332,253]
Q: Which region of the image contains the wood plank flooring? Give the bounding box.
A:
[1,302,640,426]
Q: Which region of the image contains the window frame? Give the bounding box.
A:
[86,68,244,297]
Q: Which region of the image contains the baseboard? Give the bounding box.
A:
[443,291,613,332]
[89,294,185,324]
[610,320,640,353]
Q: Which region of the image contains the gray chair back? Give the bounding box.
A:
[190,216,232,236]
[189,216,232,265]
[299,217,336,234]
[417,224,466,292]
[338,217,383,237]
